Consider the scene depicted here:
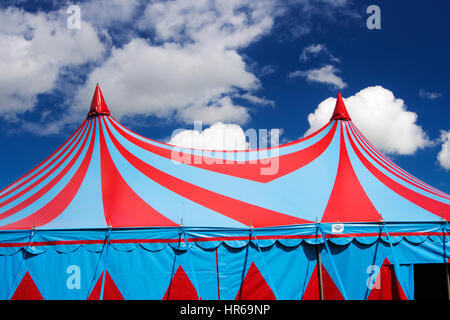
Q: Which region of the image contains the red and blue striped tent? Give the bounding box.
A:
[0,85,448,300]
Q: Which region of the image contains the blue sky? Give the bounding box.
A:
[0,0,449,193]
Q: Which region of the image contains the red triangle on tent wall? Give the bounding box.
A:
[11,272,43,300]
[302,264,344,300]
[163,266,199,300]
[367,258,407,300]
[235,262,276,300]
[88,270,124,300]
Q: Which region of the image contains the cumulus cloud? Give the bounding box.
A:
[168,122,249,150]
[75,38,258,124]
[437,130,450,170]
[0,7,105,118]
[0,0,359,135]
[73,0,277,125]
[289,65,347,89]
[168,121,284,151]
[305,86,433,155]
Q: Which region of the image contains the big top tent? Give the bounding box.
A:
[0,85,448,300]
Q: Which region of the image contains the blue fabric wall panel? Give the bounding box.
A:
[0,237,448,300]
[319,241,417,300]
[26,248,101,300]
[0,250,25,299]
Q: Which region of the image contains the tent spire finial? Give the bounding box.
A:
[87,84,111,117]
[330,92,351,121]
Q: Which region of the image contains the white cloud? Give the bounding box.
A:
[437,130,450,170]
[299,43,324,60]
[258,65,277,77]
[0,0,360,134]
[235,93,275,107]
[305,86,433,155]
[178,96,251,125]
[81,0,139,28]
[168,121,284,151]
[139,0,275,49]
[419,89,442,100]
[168,122,249,150]
[74,0,277,125]
[277,0,358,40]
[299,43,339,62]
[75,38,257,124]
[0,7,105,118]
[289,65,347,89]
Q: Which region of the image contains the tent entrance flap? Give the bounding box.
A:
[414,263,450,300]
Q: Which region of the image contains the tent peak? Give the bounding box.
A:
[87,84,110,117]
[330,92,351,121]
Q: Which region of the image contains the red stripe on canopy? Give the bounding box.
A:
[350,123,450,200]
[99,119,177,228]
[108,117,337,183]
[0,121,96,230]
[103,118,310,228]
[0,120,86,200]
[0,121,90,209]
[0,121,93,224]
[346,124,450,220]
[321,122,380,223]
